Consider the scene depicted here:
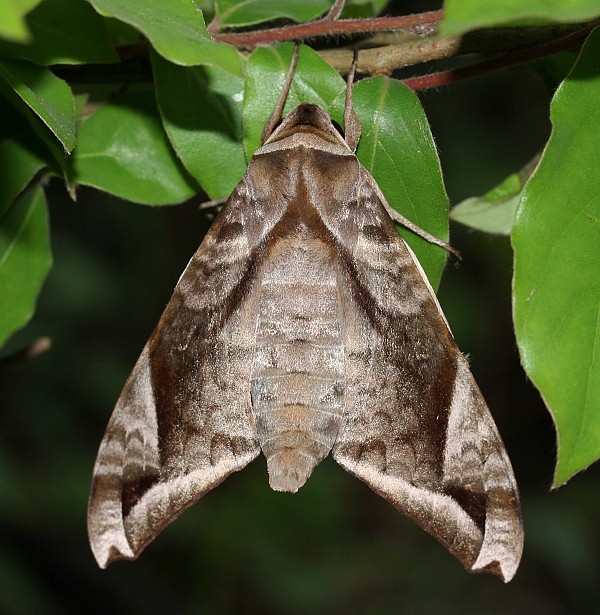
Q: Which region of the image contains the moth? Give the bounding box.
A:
[88,47,524,582]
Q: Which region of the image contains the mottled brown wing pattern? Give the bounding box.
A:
[88,94,523,581]
[87,179,286,568]
[320,168,524,582]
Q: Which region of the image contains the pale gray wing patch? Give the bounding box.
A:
[88,346,157,565]
[88,179,283,568]
[443,354,524,580]
[334,344,523,581]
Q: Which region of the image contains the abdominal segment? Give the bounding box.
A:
[250,232,345,493]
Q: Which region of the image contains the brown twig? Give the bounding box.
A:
[212,10,444,47]
[403,20,597,91]
[321,23,585,75]
[51,16,596,93]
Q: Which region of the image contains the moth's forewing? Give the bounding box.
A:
[87,184,269,568]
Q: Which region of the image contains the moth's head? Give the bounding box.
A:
[264,103,351,150]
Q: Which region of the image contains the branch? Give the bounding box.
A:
[403,20,598,91]
[51,17,595,91]
[212,10,444,47]
[320,23,586,75]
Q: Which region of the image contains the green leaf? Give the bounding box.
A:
[0,0,41,43]
[0,99,48,216]
[528,52,579,93]
[512,27,600,486]
[103,16,143,46]
[353,77,448,288]
[452,195,519,236]
[442,0,600,35]
[0,57,76,153]
[0,0,118,65]
[198,0,216,24]
[343,0,388,18]
[451,174,523,235]
[71,91,199,205]
[0,184,52,347]
[214,0,330,27]
[243,43,345,159]
[0,139,47,216]
[86,0,243,75]
[152,52,246,200]
[244,44,448,287]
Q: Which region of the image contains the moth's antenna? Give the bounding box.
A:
[344,49,361,152]
[261,45,300,145]
[323,0,345,20]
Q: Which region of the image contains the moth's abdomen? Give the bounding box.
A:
[251,234,344,493]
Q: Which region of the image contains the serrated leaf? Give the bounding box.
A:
[214,0,330,27]
[0,0,41,43]
[243,44,448,287]
[71,91,198,205]
[451,174,523,235]
[87,0,243,75]
[198,0,216,24]
[512,27,600,486]
[353,77,448,288]
[152,52,246,200]
[0,0,118,65]
[0,184,52,347]
[442,0,600,35]
[0,57,76,153]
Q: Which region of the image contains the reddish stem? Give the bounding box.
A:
[213,10,444,47]
[405,20,597,91]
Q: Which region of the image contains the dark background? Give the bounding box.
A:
[1,13,599,615]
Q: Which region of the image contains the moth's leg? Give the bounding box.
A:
[384,203,462,260]
[343,48,459,260]
[344,49,361,151]
[261,45,300,145]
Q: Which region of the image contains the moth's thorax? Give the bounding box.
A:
[250,195,345,493]
[258,103,353,158]
[247,146,361,235]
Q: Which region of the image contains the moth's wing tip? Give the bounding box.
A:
[471,525,524,583]
[87,478,130,567]
[90,532,136,569]
[88,487,137,569]
[95,548,133,570]
[470,556,519,583]
[333,449,524,581]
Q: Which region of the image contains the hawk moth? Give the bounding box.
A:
[88,47,524,581]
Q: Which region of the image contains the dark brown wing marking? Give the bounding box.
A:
[322,167,524,582]
[88,179,285,568]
